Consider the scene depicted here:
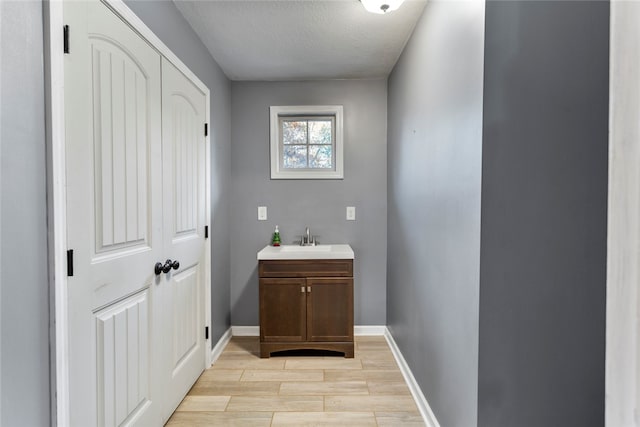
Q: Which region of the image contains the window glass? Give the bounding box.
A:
[280,117,334,170]
[282,145,308,168]
[309,120,332,144]
[309,145,332,168]
[282,121,307,145]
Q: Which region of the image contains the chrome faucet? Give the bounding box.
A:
[301,227,316,246]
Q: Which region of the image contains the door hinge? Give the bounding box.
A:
[67,249,74,276]
[63,25,70,54]
[204,123,208,137]
[205,225,209,239]
[205,326,209,340]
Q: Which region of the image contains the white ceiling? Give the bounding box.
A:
[173,0,427,81]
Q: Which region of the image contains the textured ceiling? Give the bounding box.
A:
[174,0,427,81]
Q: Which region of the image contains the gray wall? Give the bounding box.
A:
[386,2,485,426]
[478,2,609,426]
[230,80,387,326]
[0,1,50,425]
[125,0,232,342]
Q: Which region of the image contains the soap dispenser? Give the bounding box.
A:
[271,225,281,247]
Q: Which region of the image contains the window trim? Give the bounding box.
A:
[270,105,344,179]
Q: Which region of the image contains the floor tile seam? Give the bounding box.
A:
[190,383,280,397]
[174,408,229,413]
[366,379,413,392]
[222,394,232,412]
[225,403,327,413]
[270,411,381,426]
[192,381,282,388]
[278,390,371,397]
[228,395,325,401]
[324,394,418,405]
[373,410,423,416]
[271,410,378,414]
[241,379,325,382]
[280,379,369,385]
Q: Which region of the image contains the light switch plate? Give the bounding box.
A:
[346,206,356,221]
[258,206,267,221]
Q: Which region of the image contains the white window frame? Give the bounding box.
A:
[270,105,344,179]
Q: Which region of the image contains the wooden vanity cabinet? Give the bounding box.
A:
[259,259,354,358]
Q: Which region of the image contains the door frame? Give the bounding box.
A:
[606,2,640,425]
[44,1,213,425]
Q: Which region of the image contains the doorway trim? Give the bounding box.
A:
[44,1,213,425]
[606,1,640,425]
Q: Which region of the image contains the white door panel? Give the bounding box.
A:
[91,39,150,253]
[95,290,151,427]
[171,267,199,373]
[65,2,207,424]
[65,1,162,425]
[65,0,162,306]
[171,95,199,238]
[161,58,207,416]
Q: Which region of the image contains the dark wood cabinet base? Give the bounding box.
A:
[259,258,355,360]
[260,342,354,358]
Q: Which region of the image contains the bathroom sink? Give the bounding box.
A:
[257,244,354,260]
[280,245,332,252]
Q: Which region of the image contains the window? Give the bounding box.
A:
[270,105,344,179]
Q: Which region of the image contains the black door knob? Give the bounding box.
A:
[154,262,164,275]
[162,259,173,274]
[155,259,180,275]
[162,259,180,273]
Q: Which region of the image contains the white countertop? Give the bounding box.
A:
[257,244,354,260]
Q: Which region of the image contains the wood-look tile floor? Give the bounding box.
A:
[166,336,425,426]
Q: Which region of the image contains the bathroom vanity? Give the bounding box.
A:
[257,245,355,358]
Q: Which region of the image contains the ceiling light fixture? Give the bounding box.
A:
[360,0,405,14]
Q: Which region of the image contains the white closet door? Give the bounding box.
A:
[160,58,207,416]
[64,1,164,425]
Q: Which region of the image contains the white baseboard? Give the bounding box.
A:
[384,327,440,427]
[231,325,259,336]
[210,327,232,365]
[354,325,386,335]
[230,325,387,337]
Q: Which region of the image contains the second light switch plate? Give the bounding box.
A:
[258,206,267,221]
[346,206,356,221]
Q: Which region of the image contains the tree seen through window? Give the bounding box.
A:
[281,118,333,169]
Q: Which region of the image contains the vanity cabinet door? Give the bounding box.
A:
[306,278,354,342]
[260,278,307,342]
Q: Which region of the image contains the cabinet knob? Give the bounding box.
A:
[301,286,305,293]
[307,286,311,293]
